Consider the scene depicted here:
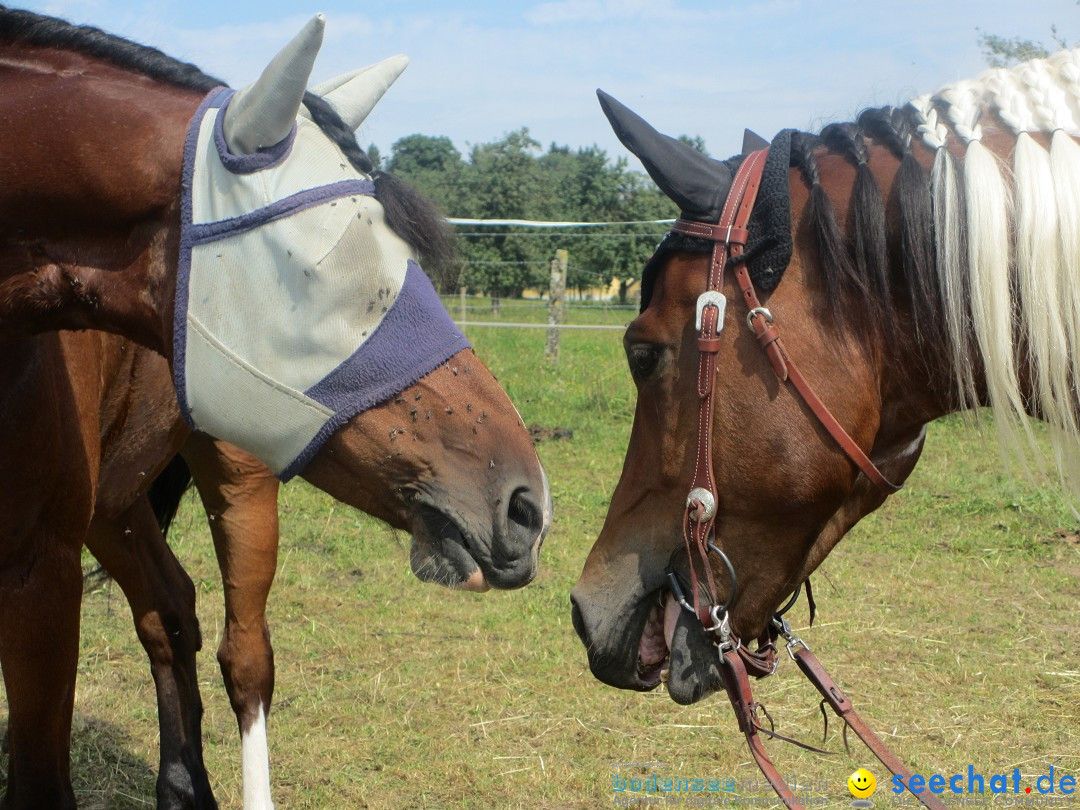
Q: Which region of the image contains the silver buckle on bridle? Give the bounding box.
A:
[695,291,728,332]
[770,585,810,659]
[745,306,773,331]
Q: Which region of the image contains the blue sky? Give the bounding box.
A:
[19,0,1080,164]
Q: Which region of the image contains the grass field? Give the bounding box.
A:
[25,301,1080,807]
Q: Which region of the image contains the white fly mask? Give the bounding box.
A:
[172,20,468,480]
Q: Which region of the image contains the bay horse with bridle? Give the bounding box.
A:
[572,51,1080,808]
[0,8,550,808]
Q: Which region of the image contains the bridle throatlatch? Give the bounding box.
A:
[668,150,941,810]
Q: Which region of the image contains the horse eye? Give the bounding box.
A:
[628,344,660,378]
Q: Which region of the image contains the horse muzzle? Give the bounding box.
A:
[570,557,725,703]
[410,472,549,591]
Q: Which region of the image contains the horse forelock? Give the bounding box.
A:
[638,232,711,312]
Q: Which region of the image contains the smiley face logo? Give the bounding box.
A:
[848,768,877,799]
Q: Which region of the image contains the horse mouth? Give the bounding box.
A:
[409,504,490,592]
[632,588,724,703]
[636,590,681,689]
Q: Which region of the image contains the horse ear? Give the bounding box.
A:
[596,89,731,222]
[310,54,409,131]
[742,128,769,154]
[224,14,325,155]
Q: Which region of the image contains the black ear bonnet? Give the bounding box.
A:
[595,90,793,311]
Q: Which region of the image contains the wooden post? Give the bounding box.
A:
[459,286,467,323]
[545,248,567,364]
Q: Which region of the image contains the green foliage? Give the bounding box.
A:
[979,32,1051,67]
[384,134,465,214]
[365,142,382,171]
[382,129,678,299]
[677,133,710,157]
[977,20,1071,67]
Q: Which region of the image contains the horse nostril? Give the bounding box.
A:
[507,487,543,544]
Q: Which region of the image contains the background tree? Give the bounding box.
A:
[385,134,466,214]
[366,143,382,171]
[461,128,546,299]
[977,8,1074,67]
[385,129,679,300]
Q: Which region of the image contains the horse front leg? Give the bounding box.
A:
[182,435,280,810]
[0,542,83,810]
[85,499,217,810]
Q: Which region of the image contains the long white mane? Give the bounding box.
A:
[908,50,1080,502]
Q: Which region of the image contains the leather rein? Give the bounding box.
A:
[670,149,943,810]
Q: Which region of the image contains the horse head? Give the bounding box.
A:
[571,91,955,703]
[182,17,551,591]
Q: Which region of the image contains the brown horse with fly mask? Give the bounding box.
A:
[572,52,1080,807]
[0,8,550,808]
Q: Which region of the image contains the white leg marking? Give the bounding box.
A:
[242,704,275,810]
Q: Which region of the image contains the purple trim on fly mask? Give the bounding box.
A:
[279,259,471,481]
[174,85,231,427]
[213,90,297,174]
[187,179,375,246]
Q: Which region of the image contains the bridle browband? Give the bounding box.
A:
[668,150,942,810]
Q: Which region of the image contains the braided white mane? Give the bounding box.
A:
[906,51,1080,501]
[911,50,1080,139]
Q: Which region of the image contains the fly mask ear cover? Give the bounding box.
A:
[174,88,470,480]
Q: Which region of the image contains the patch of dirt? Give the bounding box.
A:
[1044,528,1080,547]
[528,423,574,444]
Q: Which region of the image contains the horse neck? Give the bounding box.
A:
[0,45,203,355]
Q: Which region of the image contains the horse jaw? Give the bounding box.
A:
[300,350,549,593]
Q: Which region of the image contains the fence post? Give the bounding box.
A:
[459,286,467,323]
[545,248,567,364]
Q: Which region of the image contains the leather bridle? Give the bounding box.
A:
[667,149,943,810]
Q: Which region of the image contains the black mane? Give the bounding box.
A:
[642,105,943,346]
[0,5,224,91]
[0,5,455,279]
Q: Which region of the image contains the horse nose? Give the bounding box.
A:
[507,485,546,549]
[485,479,549,589]
[569,586,639,690]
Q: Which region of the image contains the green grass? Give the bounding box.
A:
[14,320,1080,808]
